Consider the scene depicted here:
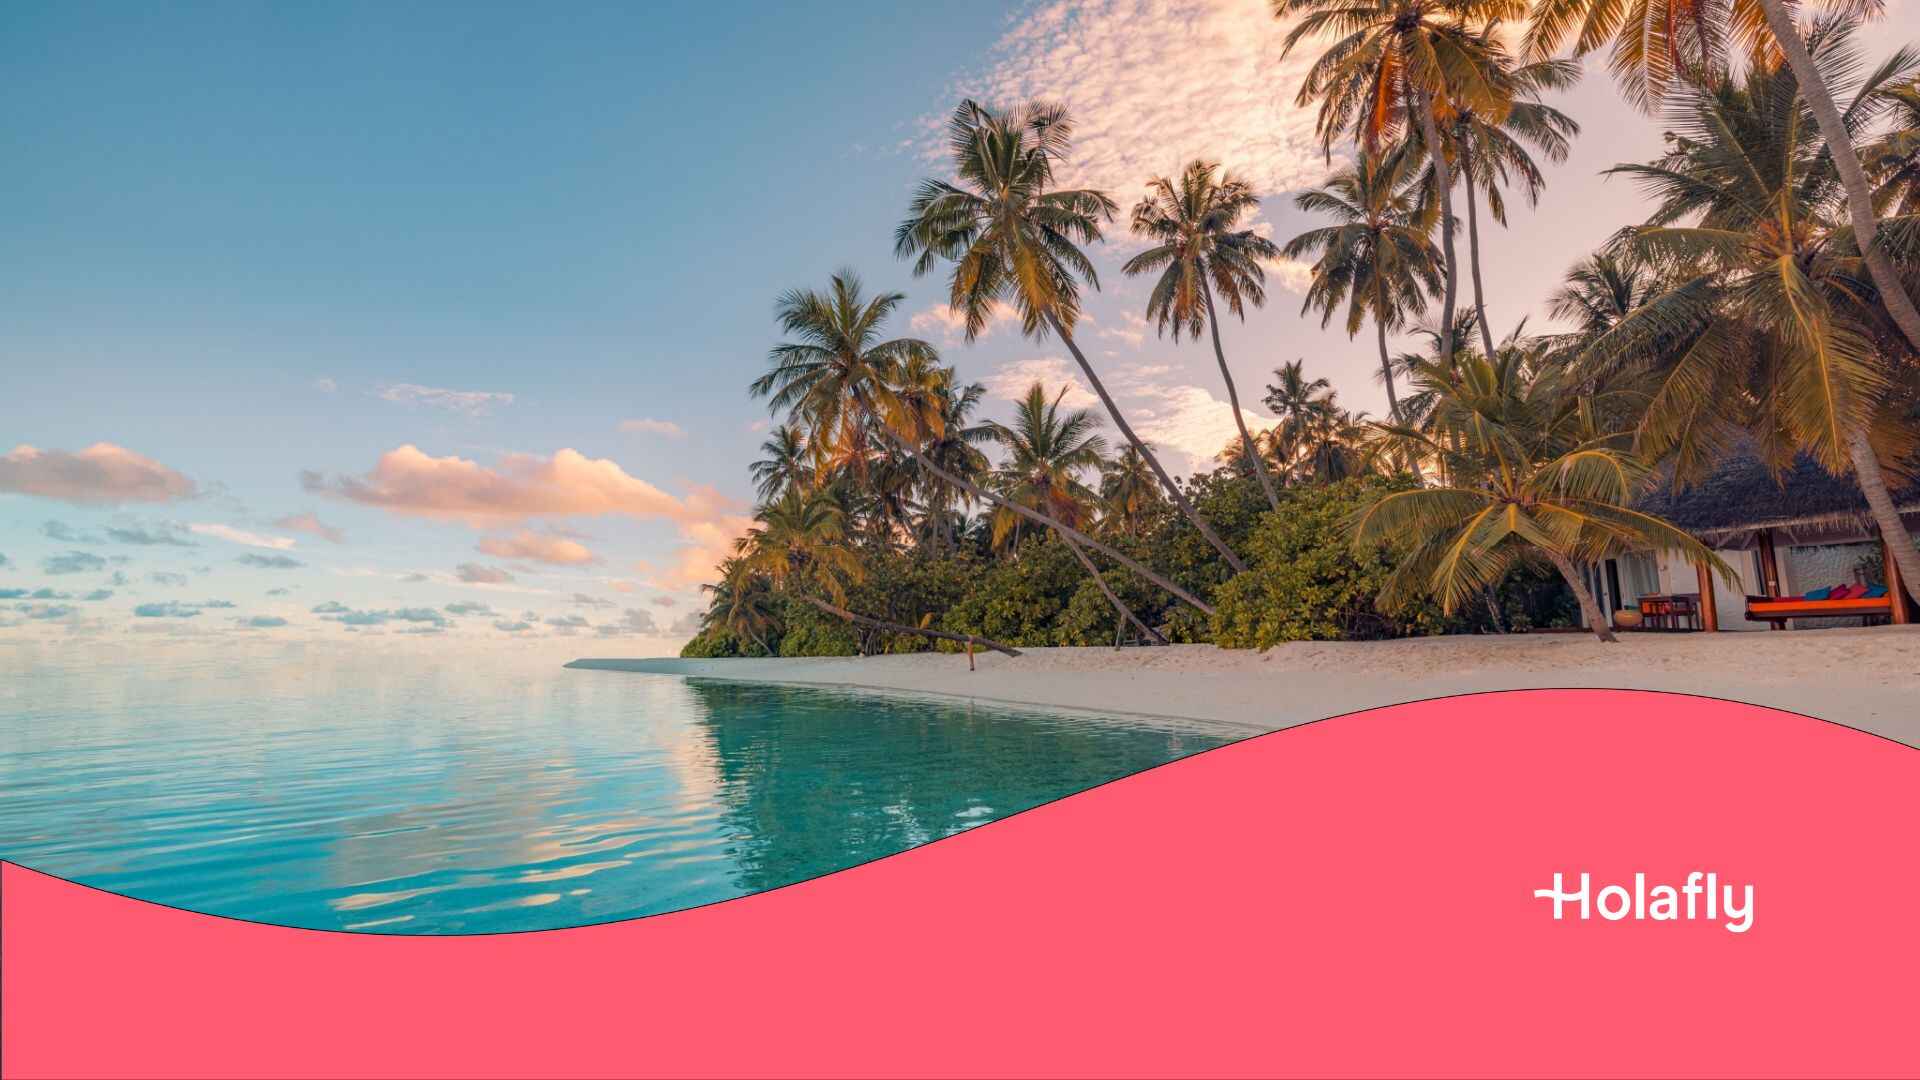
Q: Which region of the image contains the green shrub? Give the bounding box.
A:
[1211,477,1455,648]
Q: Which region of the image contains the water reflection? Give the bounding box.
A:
[682,680,1218,896]
[0,647,1228,933]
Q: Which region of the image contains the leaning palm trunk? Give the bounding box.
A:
[1200,278,1280,512]
[1374,317,1424,481]
[1758,0,1920,355]
[798,594,1022,658]
[1845,427,1920,604]
[1461,143,1499,359]
[1544,549,1619,643]
[1416,93,1461,366]
[864,416,1217,616]
[1044,311,1249,573]
[1059,530,1168,646]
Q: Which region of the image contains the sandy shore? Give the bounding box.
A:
[571,625,1920,747]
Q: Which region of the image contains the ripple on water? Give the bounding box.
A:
[0,650,1231,932]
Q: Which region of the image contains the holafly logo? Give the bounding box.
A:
[1534,872,1754,933]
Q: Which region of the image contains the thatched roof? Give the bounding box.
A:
[1634,447,1920,542]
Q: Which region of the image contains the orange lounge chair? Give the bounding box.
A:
[1744,595,1891,622]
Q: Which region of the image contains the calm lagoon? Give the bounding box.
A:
[0,646,1226,933]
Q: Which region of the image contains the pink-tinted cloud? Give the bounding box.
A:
[304,445,697,527]
[0,444,196,505]
[983,357,1100,409]
[944,0,1329,200]
[476,530,599,566]
[307,445,752,589]
[274,512,346,543]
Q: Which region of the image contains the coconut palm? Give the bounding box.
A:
[1262,359,1340,472]
[1582,21,1920,590]
[1098,444,1165,539]
[988,382,1170,644]
[1548,252,1659,339]
[749,424,816,502]
[909,375,993,554]
[1123,160,1285,510]
[1276,0,1520,370]
[1352,349,1733,642]
[701,556,781,656]
[1415,54,1583,356]
[742,483,1022,657]
[896,99,1247,573]
[1525,0,1920,359]
[751,269,1217,616]
[1284,151,1443,423]
[1867,79,1920,215]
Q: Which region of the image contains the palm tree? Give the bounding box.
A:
[749,424,815,502]
[742,484,1022,657]
[988,382,1169,644]
[1123,160,1284,510]
[896,99,1248,573]
[1417,53,1582,356]
[909,375,993,554]
[1262,359,1339,473]
[1276,0,1518,370]
[1525,0,1920,357]
[1296,402,1379,484]
[1353,348,1733,642]
[1098,444,1164,539]
[750,269,1217,616]
[1548,252,1658,339]
[1582,22,1920,592]
[1284,151,1443,422]
[701,556,781,656]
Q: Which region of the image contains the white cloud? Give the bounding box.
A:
[189,523,297,550]
[943,0,1331,202]
[982,357,1100,410]
[1127,381,1275,470]
[910,300,1022,342]
[376,383,515,416]
[1267,255,1316,295]
[618,418,686,438]
[1098,310,1150,348]
[313,377,338,394]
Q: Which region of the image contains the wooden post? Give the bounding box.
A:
[1756,529,1785,630]
[1884,533,1913,625]
[1695,561,1719,633]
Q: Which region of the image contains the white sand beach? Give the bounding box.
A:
[576,626,1920,747]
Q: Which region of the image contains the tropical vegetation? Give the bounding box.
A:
[684,1,1920,657]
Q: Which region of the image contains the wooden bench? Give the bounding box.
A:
[1744,595,1892,626]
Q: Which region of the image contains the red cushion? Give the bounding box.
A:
[1829,584,1856,600]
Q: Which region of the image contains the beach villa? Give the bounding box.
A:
[1581,449,1920,633]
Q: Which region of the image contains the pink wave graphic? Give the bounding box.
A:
[4,689,1916,1078]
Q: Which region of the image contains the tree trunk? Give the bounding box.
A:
[1461,142,1499,359]
[799,594,1023,658]
[1759,0,1920,353]
[1200,276,1280,512]
[1416,92,1460,367]
[1482,584,1506,634]
[864,417,1218,616]
[1061,530,1168,646]
[1376,316,1423,482]
[1845,425,1920,605]
[745,625,773,657]
[1045,310,1249,573]
[1545,550,1618,643]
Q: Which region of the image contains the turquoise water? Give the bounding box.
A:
[0,648,1226,933]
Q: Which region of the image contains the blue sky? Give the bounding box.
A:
[6,0,1919,650]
